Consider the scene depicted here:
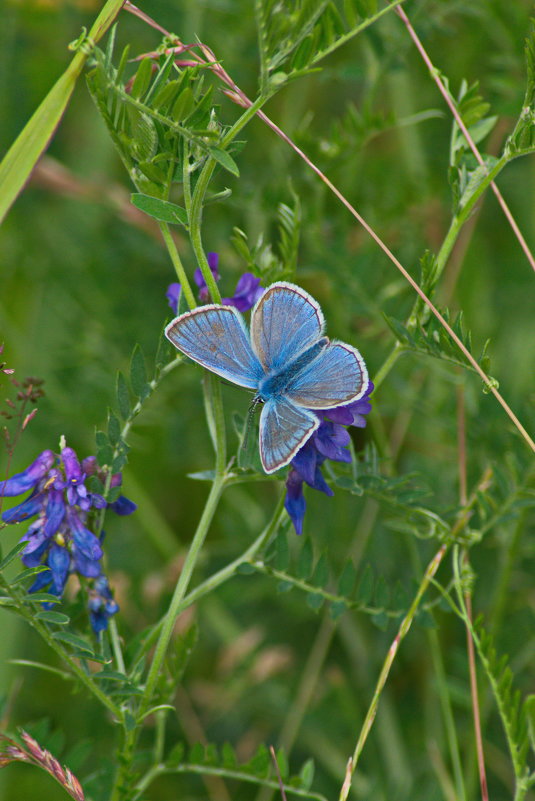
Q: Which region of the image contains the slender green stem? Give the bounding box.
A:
[138,473,226,721]
[188,94,269,300]
[127,495,286,669]
[203,373,227,475]
[109,618,126,674]
[158,221,195,309]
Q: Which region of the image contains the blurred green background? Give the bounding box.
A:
[0,1,534,799]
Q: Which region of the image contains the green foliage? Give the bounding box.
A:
[231,193,301,282]
[384,306,495,381]
[247,530,411,624]
[1,2,535,801]
[164,740,326,799]
[471,617,532,788]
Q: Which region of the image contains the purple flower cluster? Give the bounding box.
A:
[167,252,263,315]
[0,444,136,632]
[284,382,373,535]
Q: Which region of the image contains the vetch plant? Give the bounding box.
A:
[0,3,534,801]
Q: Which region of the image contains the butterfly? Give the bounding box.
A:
[165,281,368,474]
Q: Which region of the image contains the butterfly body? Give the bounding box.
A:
[165,281,368,474]
[256,338,329,401]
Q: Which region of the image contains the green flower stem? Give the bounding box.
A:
[181,492,286,608]
[187,158,220,302]
[126,494,286,669]
[188,94,268,300]
[137,473,227,722]
[203,374,227,476]
[158,221,195,309]
[0,575,122,721]
[339,543,449,801]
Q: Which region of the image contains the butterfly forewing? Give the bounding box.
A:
[285,341,368,408]
[251,282,325,373]
[259,396,319,473]
[165,306,262,389]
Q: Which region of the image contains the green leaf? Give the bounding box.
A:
[131,193,188,225]
[116,371,131,420]
[97,445,114,467]
[35,610,70,625]
[11,566,49,585]
[338,560,357,597]
[130,57,154,100]
[274,532,290,571]
[94,669,129,682]
[311,553,329,587]
[107,409,121,446]
[0,541,27,571]
[21,592,61,604]
[374,575,390,609]
[356,564,374,604]
[208,147,240,177]
[525,694,535,754]
[277,579,293,594]
[306,592,324,612]
[275,747,289,779]
[299,758,315,790]
[51,631,94,655]
[297,538,313,579]
[167,742,185,765]
[130,344,151,400]
[329,600,347,620]
[189,743,205,763]
[172,86,195,121]
[236,562,256,574]
[246,744,270,776]
[371,611,388,630]
[152,78,182,110]
[222,742,237,768]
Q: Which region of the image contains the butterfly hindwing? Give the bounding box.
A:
[250,282,325,373]
[285,341,368,409]
[259,396,319,473]
[165,306,262,389]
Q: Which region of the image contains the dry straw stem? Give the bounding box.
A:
[395,5,535,275]
[124,2,535,454]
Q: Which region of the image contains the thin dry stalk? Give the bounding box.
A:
[395,5,535,275]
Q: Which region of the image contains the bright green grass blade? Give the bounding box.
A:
[0,0,124,225]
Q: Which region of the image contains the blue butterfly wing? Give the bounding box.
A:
[165,305,263,389]
[259,396,319,473]
[251,282,325,372]
[285,341,368,408]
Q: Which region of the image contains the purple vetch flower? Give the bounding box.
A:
[167,283,181,316]
[88,575,120,634]
[221,272,264,312]
[0,441,136,632]
[284,381,374,535]
[194,251,221,303]
[166,251,265,315]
